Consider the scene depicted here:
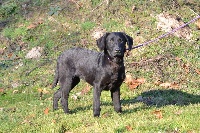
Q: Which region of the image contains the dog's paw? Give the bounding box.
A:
[93,113,100,117]
[115,107,122,113]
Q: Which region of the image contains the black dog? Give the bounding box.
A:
[52,32,133,117]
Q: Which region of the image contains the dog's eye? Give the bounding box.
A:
[118,39,123,43]
[109,38,114,43]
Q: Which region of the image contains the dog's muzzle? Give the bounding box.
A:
[114,48,123,57]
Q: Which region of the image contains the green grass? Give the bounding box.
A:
[0,0,200,132]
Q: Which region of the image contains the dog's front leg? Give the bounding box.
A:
[93,86,101,117]
[111,88,122,113]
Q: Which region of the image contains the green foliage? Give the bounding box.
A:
[48,6,62,16]
[81,21,96,31]
[2,26,27,40]
[103,20,118,30]
[91,0,101,6]
[0,1,18,18]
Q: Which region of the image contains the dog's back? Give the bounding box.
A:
[52,47,101,87]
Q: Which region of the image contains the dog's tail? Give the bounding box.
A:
[52,63,59,89]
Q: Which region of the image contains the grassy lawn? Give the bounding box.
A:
[0,0,200,132]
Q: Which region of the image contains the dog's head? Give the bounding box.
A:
[96,32,133,58]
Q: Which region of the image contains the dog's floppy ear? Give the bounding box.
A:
[123,33,133,51]
[96,32,110,51]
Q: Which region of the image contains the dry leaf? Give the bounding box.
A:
[8,53,13,58]
[125,75,145,90]
[187,130,195,133]
[129,83,140,90]
[154,79,162,86]
[0,88,4,93]
[195,69,200,75]
[126,125,133,131]
[124,74,133,84]
[18,24,25,27]
[26,114,36,119]
[81,84,91,95]
[5,107,16,112]
[170,82,179,88]
[159,82,171,88]
[0,48,5,55]
[124,20,133,28]
[52,119,56,123]
[174,110,183,115]
[44,108,49,115]
[27,20,43,30]
[136,78,146,84]
[102,112,110,118]
[38,88,49,94]
[27,23,37,29]
[175,57,181,62]
[183,63,190,73]
[152,110,163,119]
[38,88,43,92]
[175,57,181,65]
[0,108,4,111]
[196,19,200,29]
[43,88,50,94]
[21,119,32,124]
[159,82,179,88]
[22,113,35,124]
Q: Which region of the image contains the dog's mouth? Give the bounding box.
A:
[114,52,124,58]
[107,50,124,59]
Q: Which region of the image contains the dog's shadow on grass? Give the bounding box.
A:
[121,89,200,114]
[64,89,200,115]
[70,105,92,114]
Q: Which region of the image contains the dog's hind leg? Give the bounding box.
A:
[53,88,61,110]
[52,63,59,89]
[60,78,71,113]
[53,76,80,112]
[60,76,80,113]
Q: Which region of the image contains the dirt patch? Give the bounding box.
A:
[156,13,192,40]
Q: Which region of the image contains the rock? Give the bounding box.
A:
[25,47,43,59]
[91,27,106,40]
[11,82,20,88]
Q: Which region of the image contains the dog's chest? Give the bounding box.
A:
[102,64,125,90]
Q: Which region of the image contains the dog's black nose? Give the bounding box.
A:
[115,48,121,53]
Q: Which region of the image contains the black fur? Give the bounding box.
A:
[52,32,133,117]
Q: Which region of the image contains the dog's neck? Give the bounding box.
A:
[97,51,124,67]
[105,53,123,65]
[102,49,122,63]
